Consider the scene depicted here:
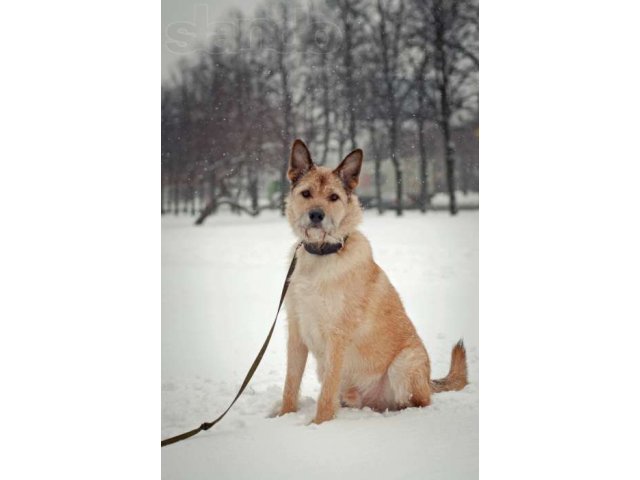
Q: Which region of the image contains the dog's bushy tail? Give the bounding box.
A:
[431,339,468,393]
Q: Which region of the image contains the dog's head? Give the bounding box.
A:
[285,139,363,244]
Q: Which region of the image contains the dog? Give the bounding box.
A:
[279,139,467,424]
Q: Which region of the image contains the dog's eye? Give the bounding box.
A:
[329,193,339,202]
[301,190,311,198]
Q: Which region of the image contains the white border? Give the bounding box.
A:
[1,1,160,477]
[482,1,640,478]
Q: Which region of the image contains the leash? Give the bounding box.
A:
[161,243,302,447]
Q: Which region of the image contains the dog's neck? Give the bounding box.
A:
[302,236,349,256]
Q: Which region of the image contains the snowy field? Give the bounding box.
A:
[162,210,478,479]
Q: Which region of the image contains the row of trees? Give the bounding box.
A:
[162,0,478,222]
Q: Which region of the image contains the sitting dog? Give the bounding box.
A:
[280,139,467,424]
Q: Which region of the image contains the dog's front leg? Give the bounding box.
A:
[280,318,308,415]
[313,335,346,424]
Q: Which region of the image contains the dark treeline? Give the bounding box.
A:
[162,0,478,223]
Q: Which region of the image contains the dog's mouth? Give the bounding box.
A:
[297,213,340,243]
[303,225,327,240]
[301,225,344,246]
[298,221,325,240]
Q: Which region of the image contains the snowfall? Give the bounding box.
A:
[162,209,479,479]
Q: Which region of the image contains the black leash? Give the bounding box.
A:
[161,243,302,447]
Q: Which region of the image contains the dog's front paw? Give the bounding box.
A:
[278,403,298,416]
[311,412,334,425]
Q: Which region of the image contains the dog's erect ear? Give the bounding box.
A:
[288,139,314,184]
[333,149,363,192]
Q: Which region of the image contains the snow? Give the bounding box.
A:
[162,210,478,479]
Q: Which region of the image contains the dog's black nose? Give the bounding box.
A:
[309,209,325,224]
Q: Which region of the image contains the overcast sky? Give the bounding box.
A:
[161,0,264,81]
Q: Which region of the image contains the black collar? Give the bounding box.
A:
[303,236,348,256]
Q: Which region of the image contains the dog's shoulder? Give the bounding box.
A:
[343,230,372,257]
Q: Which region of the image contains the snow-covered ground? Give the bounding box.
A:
[431,191,479,208]
[162,210,478,479]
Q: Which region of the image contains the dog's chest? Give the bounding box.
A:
[288,262,346,356]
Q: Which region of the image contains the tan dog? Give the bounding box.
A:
[279,139,467,424]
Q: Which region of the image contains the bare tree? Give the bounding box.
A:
[256,0,300,214]
[412,0,478,214]
[410,46,434,212]
[332,0,368,151]
[369,0,413,215]
[300,2,341,165]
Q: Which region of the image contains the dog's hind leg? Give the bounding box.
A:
[387,346,432,409]
[341,387,363,408]
[409,366,432,407]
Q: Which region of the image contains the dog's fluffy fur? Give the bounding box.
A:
[280,139,467,424]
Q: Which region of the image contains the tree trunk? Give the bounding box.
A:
[368,123,383,214]
[249,161,259,215]
[375,155,383,214]
[340,7,357,151]
[190,183,196,216]
[194,173,218,225]
[417,119,430,213]
[320,51,331,166]
[461,158,469,195]
[439,75,457,215]
[376,0,403,215]
[182,182,188,213]
[415,51,430,214]
[277,5,293,216]
[173,178,179,216]
[280,148,288,215]
[434,0,458,216]
[200,181,206,212]
[442,123,458,215]
[279,84,292,216]
[338,132,345,163]
[393,161,403,216]
[390,117,402,216]
[161,179,165,215]
[195,201,214,225]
